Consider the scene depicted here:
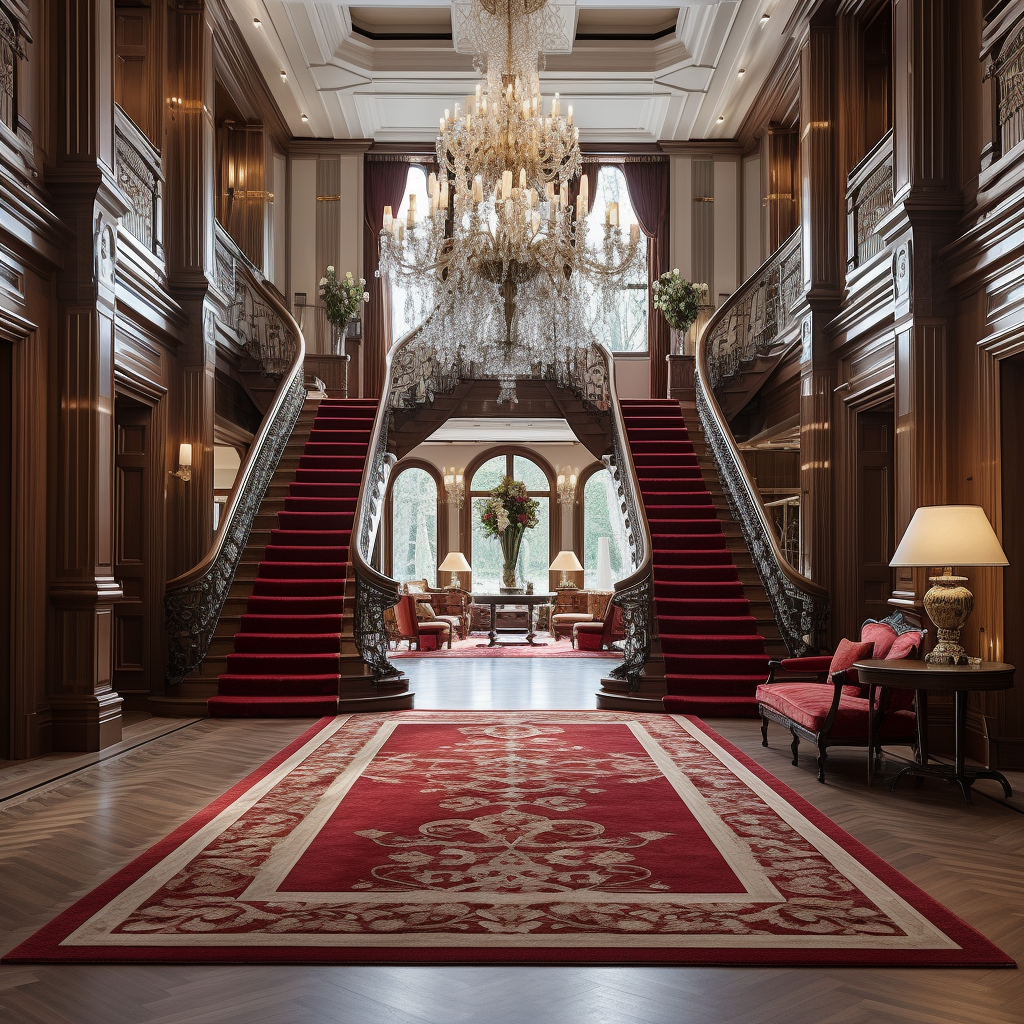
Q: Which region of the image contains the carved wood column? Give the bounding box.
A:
[798,22,840,603]
[889,0,962,614]
[46,0,128,750]
[166,0,216,577]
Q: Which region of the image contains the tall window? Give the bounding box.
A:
[390,466,437,585]
[468,452,552,592]
[581,469,629,589]
[391,165,430,342]
[585,166,648,353]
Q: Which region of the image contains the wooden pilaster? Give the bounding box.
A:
[46,0,128,750]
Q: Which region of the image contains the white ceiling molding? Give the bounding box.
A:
[228,0,803,143]
[676,3,739,68]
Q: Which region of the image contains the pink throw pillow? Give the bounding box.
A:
[828,638,875,685]
[860,621,897,658]
[885,630,924,661]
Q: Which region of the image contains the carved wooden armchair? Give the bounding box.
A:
[757,612,926,783]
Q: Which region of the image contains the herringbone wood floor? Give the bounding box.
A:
[1,659,1021,1024]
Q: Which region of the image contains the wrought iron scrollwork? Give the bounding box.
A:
[354,574,403,679]
[164,233,306,686]
[607,574,653,691]
[694,234,829,655]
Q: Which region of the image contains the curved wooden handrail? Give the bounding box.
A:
[349,326,423,678]
[694,229,829,654]
[164,231,307,685]
[596,340,655,689]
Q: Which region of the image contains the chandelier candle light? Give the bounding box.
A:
[378,0,644,404]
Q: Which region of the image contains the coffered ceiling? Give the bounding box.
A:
[232,0,801,144]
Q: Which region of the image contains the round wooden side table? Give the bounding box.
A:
[853,659,1015,805]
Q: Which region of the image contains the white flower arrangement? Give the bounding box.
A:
[651,269,709,331]
[319,266,369,329]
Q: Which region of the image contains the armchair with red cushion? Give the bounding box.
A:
[392,594,453,651]
[572,601,624,651]
[756,612,926,783]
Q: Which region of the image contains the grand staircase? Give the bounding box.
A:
[621,398,773,717]
[207,398,378,717]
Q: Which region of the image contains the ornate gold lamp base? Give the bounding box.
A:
[922,571,973,665]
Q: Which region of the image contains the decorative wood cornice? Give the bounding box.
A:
[290,138,374,157]
[208,0,291,147]
[657,140,742,156]
[735,44,801,153]
[982,0,1024,59]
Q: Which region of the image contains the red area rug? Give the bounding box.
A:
[621,399,768,718]
[6,713,1012,968]
[209,398,378,719]
[390,635,621,659]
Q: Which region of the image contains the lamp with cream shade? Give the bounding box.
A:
[438,551,471,590]
[549,550,583,590]
[889,505,1008,664]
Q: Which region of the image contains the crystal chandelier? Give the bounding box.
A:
[378,0,644,404]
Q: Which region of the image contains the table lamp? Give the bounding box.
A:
[889,505,1008,664]
[438,551,471,590]
[549,550,584,590]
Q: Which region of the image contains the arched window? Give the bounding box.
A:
[580,467,629,589]
[388,464,439,586]
[390,165,430,342]
[466,450,554,593]
[585,166,648,353]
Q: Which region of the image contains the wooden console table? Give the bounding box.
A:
[854,658,1015,805]
[472,593,556,647]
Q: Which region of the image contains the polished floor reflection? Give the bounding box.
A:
[404,656,607,709]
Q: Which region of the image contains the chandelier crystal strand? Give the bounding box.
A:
[378,0,644,404]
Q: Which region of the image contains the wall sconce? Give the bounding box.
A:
[556,467,577,506]
[170,443,192,482]
[443,466,465,509]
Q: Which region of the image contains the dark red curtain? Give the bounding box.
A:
[622,159,670,399]
[363,157,413,399]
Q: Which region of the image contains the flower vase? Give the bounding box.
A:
[330,319,348,357]
[499,524,525,592]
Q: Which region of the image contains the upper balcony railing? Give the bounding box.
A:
[163,228,306,686]
[350,334,655,690]
[114,105,164,261]
[846,130,894,275]
[695,229,829,655]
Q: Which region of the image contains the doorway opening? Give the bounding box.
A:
[855,402,895,627]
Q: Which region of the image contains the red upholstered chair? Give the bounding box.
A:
[572,602,624,650]
[756,612,926,783]
[392,594,452,651]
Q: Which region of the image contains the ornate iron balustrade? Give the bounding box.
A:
[703,230,802,392]
[846,130,894,273]
[351,332,654,688]
[991,19,1024,158]
[695,231,829,656]
[114,105,163,257]
[164,232,306,686]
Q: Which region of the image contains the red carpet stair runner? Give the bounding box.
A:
[620,399,769,718]
[208,399,378,718]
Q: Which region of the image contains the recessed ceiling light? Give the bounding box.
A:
[717,115,725,123]
[738,68,746,76]
[760,12,770,22]
[253,17,262,27]
[300,113,308,122]
[280,70,287,81]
